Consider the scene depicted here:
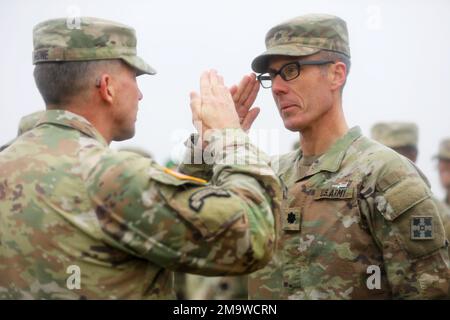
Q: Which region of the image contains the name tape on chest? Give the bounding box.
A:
[314,181,354,200]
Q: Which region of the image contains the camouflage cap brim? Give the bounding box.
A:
[121,55,157,76]
[32,17,156,76]
[433,154,450,161]
[433,139,450,160]
[433,155,450,161]
[251,44,321,73]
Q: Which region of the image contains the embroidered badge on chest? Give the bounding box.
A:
[188,187,231,212]
[410,216,433,240]
[283,207,301,231]
[314,181,353,200]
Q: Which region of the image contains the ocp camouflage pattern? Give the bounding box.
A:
[181,127,450,299]
[0,110,281,299]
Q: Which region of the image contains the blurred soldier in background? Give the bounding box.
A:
[371,122,450,255]
[435,138,450,253]
[436,139,450,210]
[371,122,418,162]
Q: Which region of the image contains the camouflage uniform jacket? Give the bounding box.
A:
[181,127,450,299]
[0,110,280,299]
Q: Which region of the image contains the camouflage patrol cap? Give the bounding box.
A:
[32,17,156,76]
[371,122,418,148]
[436,138,450,160]
[252,14,350,73]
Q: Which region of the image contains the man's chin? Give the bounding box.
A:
[283,120,305,132]
[114,129,136,142]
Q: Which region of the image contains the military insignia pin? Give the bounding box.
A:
[411,216,433,240]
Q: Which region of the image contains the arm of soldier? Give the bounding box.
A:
[434,198,450,241]
[177,132,214,181]
[86,136,280,276]
[177,73,261,179]
[362,163,449,299]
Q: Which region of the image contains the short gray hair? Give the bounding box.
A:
[33,59,122,106]
[317,50,351,92]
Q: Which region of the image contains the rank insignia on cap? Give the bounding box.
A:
[411,216,433,240]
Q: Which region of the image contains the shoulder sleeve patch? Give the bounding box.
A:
[188,187,231,212]
[374,177,445,259]
[165,186,243,240]
[376,176,430,221]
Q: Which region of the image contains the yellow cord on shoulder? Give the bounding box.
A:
[163,168,207,184]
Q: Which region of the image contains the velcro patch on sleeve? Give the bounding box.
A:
[189,187,231,212]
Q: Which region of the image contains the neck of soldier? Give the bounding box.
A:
[299,99,348,157]
[47,99,115,145]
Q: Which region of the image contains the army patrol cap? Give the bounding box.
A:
[32,17,156,76]
[252,14,350,73]
[436,138,450,160]
[371,122,418,148]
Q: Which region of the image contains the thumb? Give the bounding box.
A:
[190,91,202,129]
[190,91,201,117]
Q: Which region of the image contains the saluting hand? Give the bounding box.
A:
[190,70,240,137]
[229,73,261,132]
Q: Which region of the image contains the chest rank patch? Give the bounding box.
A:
[411,216,433,240]
[188,187,231,212]
[283,207,301,231]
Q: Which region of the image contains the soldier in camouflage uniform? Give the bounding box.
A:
[371,122,419,163]
[435,138,450,256]
[182,132,303,300]
[0,17,281,299]
[436,139,450,210]
[180,14,449,299]
[371,122,450,257]
[0,111,45,152]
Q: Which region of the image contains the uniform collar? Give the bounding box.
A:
[23,109,108,146]
[296,126,362,180]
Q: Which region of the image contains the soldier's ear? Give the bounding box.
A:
[96,74,114,104]
[329,62,347,92]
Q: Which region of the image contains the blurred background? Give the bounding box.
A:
[0,0,449,199]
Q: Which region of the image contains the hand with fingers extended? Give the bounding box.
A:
[229,73,261,132]
[190,70,241,138]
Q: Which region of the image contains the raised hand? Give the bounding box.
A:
[229,73,261,132]
[190,70,240,137]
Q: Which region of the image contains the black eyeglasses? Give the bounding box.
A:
[257,60,335,88]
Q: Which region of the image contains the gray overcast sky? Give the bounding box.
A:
[0,0,449,198]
